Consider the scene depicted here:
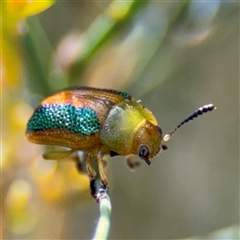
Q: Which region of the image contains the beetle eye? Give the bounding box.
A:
[139,145,149,159]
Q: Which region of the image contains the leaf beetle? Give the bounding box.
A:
[26,86,216,186]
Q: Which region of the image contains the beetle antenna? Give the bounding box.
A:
[163,104,216,142]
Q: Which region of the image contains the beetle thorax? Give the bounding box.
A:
[100,100,161,156]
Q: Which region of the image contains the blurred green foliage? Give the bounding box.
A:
[2,1,239,239]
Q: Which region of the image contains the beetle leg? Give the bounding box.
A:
[162,144,168,150]
[97,150,109,186]
[73,151,87,173]
[43,148,75,160]
[90,178,97,199]
[89,178,108,203]
[85,152,97,179]
[126,154,140,171]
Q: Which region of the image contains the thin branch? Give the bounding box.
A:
[92,179,112,240]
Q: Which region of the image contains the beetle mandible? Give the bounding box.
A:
[26,86,216,186]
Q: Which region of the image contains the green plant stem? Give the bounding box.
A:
[22,17,53,97]
[68,0,151,83]
[92,180,111,240]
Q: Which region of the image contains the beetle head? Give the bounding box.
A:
[133,121,164,165]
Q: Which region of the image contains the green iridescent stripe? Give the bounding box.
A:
[27,104,100,136]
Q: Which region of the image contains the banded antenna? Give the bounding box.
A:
[163,104,216,142]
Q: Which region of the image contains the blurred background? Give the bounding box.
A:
[2,1,239,239]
